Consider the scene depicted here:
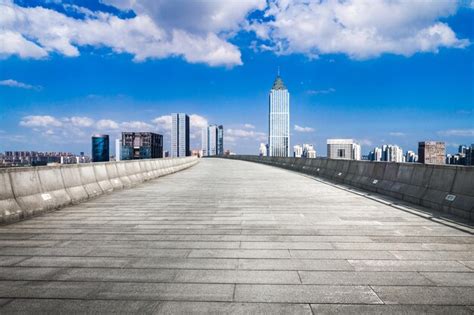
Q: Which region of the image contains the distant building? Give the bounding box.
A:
[418,141,445,164]
[268,73,290,157]
[327,139,360,160]
[121,132,163,160]
[217,125,224,155]
[369,145,404,163]
[115,138,122,161]
[466,144,474,166]
[171,113,190,157]
[92,134,109,162]
[202,124,224,156]
[293,145,303,158]
[303,144,317,158]
[191,149,202,158]
[405,150,418,163]
[259,143,268,157]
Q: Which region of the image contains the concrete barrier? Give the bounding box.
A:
[222,156,474,224]
[0,157,198,224]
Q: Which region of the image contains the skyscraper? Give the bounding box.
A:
[217,125,224,156]
[91,134,109,162]
[171,113,190,157]
[268,73,290,157]
[202,124,224,156]
[327,139,361,160]
[418,141,445,164]
[121,132,163,160]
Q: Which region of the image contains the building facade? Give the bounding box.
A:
[121,132,163,160]
[115,138,122,161]
[418,141,445,164]
[171,113,190,157]
[91,134,109,162]
[327,139,361,160]
[268,74,290,157]
[202,124,224,156]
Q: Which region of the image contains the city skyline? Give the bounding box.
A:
[0,1,473,156]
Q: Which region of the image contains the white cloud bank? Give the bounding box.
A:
[0,0,469,65]
[294,125,314,133]
[0,79,41,90]
[438,129,474,137]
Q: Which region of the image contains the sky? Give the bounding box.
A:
[0,0,473,156]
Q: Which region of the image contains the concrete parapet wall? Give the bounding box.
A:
[222,156,474,223]
[0,157,198,224]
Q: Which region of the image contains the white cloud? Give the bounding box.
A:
[19,115,63,127]
[357,139,372,146]
[120,120,154,131]
[0,79,41,90]
[243,123,255,129]
[438,129,474,137]
[69,116,94,127]
[190,114,208,129]
[227,128,266,142]
[389,132,406,137]
[294,124,314,133]
[96,119,119,130]
[0,0,258,67]
[250,0,468,59]
[307,88,335,95]
[152,115,172,131]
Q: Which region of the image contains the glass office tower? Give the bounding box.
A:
[171,113,190,157]
[91,134,109,162]
[268,74,290,157]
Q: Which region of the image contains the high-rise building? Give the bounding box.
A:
[121,132,163,160]
[217,125,224,156]
[202,124,224,156]
[91,134,109,162]
[259,143,268,157]
[115,138,122,161]
[327,139,360,160]
[418,141,445,164]
[171,113,190,157]
[268,73,290,157]
[293,145,303,158]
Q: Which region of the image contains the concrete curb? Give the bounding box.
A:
[0,156,198,224]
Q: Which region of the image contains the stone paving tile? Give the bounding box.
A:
[238,258,355,271]
[0,158,473,312]
[290,249,397,260]
[173,269,301,284]
[299,271,433,285]
[17,256,133,268]
[310,304,473,314]
[156,301,312,314]
[0,299,161,313]
[234,284,382,304]
[348,259,472,272]
[420,272,474,286]
[372,285,474,305]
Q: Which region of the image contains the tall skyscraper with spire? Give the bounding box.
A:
[268,71,290,157]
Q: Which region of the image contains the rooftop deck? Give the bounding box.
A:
[0,158,472,313]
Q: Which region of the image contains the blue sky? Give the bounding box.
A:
[0,0,473,156]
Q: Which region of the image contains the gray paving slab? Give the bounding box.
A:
[234,284,382,304]
[372,285,474,305]
[0,158,473,312]
[310,304,473,314]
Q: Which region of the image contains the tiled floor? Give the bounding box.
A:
[0,158,472,314]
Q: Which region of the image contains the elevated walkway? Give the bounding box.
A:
[0,158,472,313]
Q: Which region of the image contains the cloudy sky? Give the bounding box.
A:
[0,0,473,156]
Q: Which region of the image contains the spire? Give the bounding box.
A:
[271,69,287,90]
